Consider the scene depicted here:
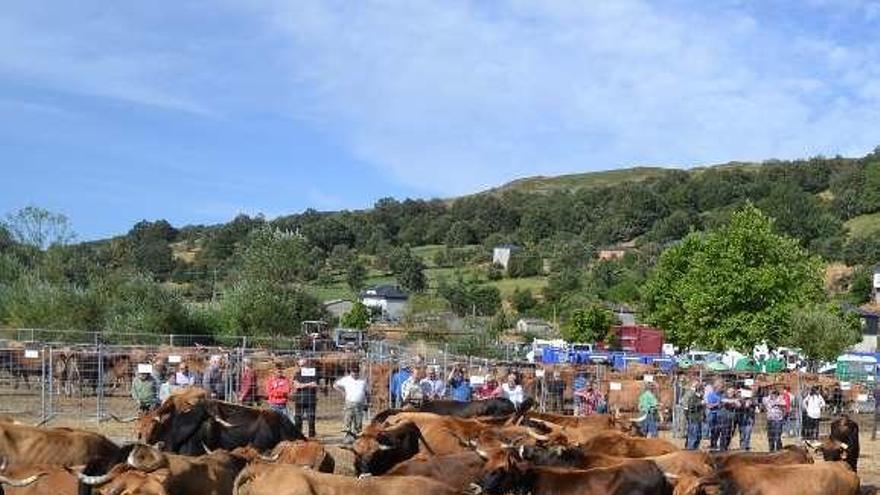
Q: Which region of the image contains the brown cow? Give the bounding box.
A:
[384,451,485,491]
[260,440,335,473]
[475,447,674,495]
[234,463,459,495]
[75,443,248,495]
[683,461,859,495]
[710,445,813,470]
[0,422,121,471]
[577,430,679,457]
[0,465,64,495]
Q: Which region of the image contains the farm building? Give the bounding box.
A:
[360,285,409,321]
[492,244,521,269]
[848,305,879,353]
[516,318,555,336]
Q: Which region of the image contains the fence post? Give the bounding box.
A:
[96,333,104,423]
[47,346,54,421]
[40,346,46,424]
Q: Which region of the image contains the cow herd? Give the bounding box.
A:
[0,386,866,495]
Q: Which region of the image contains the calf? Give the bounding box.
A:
[830,415,859,472]
[384,451,485,491]
[343,421,430,475]
[685,462,859,495]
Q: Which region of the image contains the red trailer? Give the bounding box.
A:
[612,325,664,354]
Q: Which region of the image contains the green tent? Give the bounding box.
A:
[706,361,729,371]
[734,358,761,372]
[761,357,785,373]
[676,359,694,369]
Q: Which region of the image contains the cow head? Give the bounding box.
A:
[343,422,419,475]
[126,444,169,472]
[476,448,528,495]
[137,388,230,454]
[804,438,849,464]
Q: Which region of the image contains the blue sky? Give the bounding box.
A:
[3,1,880,240]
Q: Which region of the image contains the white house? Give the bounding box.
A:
[359,285,409,321]
[492,244,521,269]
[515,318,554,336]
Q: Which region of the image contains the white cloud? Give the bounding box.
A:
[252,0,880,194]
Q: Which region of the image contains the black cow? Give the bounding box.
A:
[412,398,520,418]
[829,415,860,472]
[138,389,303,455]
[344,420,432,475]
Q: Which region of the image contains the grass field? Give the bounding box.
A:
[846,212,880,238]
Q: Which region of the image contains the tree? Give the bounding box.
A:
[237,227,320,284]
[341,261,364,297]
[786,306,861,366]
[507,250,542,278]
[511,288,537,314]
[4,206,74,249]
[390,248,427,293]
[220,279,326,337]
[341,302,371,329]
[563,305,613,343]
[643,204,825,352]
[438,275,501,316]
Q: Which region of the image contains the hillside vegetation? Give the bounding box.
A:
[3,149,880,342]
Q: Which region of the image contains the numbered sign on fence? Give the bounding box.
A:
[858,393,869,402]
[300,367,316,377]
[841,382,852,391]
[24,349,39,359]
[470,375,486,385]
[744,378,754,386]
[535,369,545,378]
[168,355,182,364]
[609,382,622,391]
[643,374,654,383]
[137,364,153,374]
[740,389,753,398]
[868,375,876,382]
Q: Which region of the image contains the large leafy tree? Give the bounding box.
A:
[563,305,613,343]
[4,206,75,249]
[787,306,861,365]
[643,204,826,352]
[220,279,326,337]
[389,247,427,293]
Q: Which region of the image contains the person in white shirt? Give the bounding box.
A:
[175,363,195,387]
[501,373,524,408]
[802,387,825,440]
[419,368,446,401]
[334,368,368,444]
[401,368,425,406]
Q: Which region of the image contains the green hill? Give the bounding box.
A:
[484,166,675,195]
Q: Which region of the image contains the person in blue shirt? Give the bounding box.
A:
[390,364,412,408]
[705,380,723,450]
[573,373,587,416]
[447,367,472,402]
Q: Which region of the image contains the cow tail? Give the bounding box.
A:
[415,425,435,455]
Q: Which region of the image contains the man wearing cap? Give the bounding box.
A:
[293,358,319,438]
[132,370,159,412]
[265,363,292,418]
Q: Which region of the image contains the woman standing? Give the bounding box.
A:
[763,388,785,451]
[802,387,825,440]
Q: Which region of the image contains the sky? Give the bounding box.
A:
[3,1,880,240]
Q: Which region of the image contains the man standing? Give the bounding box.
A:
[175,362,196,387]
[573,373,587,416]
[638,382,660,438]
[502,373,525,409]
[546,371,565,413]
[802,387,825,440]
[390,364,412,408]
[763,388,785,451]
[293,358,319,438]
[448,367,472,402]
[420,368,446,401]
[401,368,425,406]
[265,363,292,417]
[737,387,756,451]
[335,367,368,444]
[202,355,225,400]
[682,380,704,450]
[705,380,722,450]
[132,370,159,412]
[237,357,257,405]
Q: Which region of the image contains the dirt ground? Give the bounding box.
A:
[3,392,879,488]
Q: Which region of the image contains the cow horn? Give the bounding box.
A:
[475,448,489,460]
[213,417,235,428]
[73,470,115,486]
[0,457,7,471]
[839,442,849,450]
[0,473,45,487]
[803,440,820,450]
[525,429,549,441]
[518,445,525,458]
[108,414,139,423]
[202,443,215,455]
[258,452,281,462]
[377,444,392,451]
[469,483,483,494]
[33,417,51,427]
[664,472,679,480]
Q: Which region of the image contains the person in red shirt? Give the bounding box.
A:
[237,357,257,405]
[477,375,503,399]
[265,362,291,417]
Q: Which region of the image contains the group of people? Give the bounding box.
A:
[390,364,526,408]
[131,356,370,442]
[680,379,827,452]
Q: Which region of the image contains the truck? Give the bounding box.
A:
[611,325,664,355]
